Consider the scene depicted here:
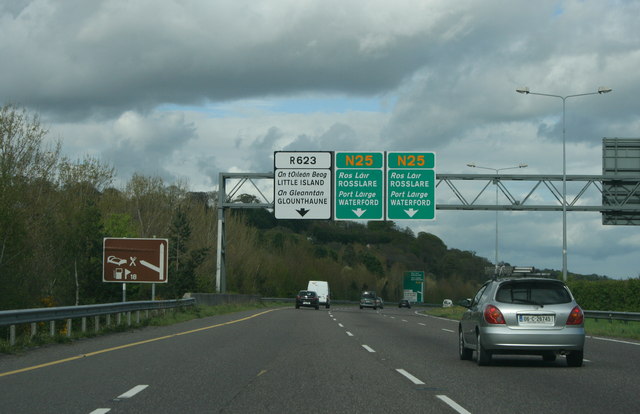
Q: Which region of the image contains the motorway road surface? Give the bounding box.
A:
[1,306,639,413]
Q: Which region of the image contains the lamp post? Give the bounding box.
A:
[516,87,612,281]
[467,163,528,275]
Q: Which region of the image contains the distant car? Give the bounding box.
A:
[398,299,411,308]
[360,291,378,310]
[295,290,319,310]
[442,299,453,308]
[376,297,384,309]
[458,277,585,367]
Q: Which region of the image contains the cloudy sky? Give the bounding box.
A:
[2,0,639,279]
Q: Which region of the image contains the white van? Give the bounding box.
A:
[307,280,330,308]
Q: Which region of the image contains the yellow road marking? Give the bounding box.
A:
[0,308,279,378]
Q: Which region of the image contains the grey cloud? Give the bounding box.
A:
[101,111,197,183]
[284,123,359,152]
[1,0,456,120]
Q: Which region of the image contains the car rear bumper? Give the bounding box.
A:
[296,301,319,307]
[482,326,585,351]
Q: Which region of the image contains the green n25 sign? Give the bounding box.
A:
[387,152,435,169]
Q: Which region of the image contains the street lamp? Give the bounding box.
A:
[467,163,528,275]
[516,86,612,281]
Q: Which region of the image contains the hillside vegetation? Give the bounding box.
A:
[1,104,637,311]
[226,208,489,302]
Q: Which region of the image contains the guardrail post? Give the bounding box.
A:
[117,313,121,325]
[31,323,37,339]
[136,310,140,324]
[127,311,131,326]
[10,325,16,346]
[94,316,100,333]
[50,321,55,337]
[66,319,72,337]
[82,317,87,333]
[106,314,111,327]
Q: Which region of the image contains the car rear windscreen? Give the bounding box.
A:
[495,281,572,305]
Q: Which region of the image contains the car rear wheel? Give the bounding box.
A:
[459,329,473,360]
[476,332,491,366]
[566,350,583,367]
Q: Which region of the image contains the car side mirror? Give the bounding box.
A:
[459,298,472,308]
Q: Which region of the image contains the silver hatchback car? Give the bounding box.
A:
[459,277,585,367]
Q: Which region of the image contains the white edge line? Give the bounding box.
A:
[117,385,149,399]
[396,368,425,385]
[89,410,111,414]
[346,331,354,336]
[588,336,640,346]
[436,395,472,414]
[362,344,376,353]
[338,323,344,327]
[416,311,458,323]
[442,328,455,333]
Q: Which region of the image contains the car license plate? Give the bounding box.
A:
[303,301,310,305]
[518,314,555,325]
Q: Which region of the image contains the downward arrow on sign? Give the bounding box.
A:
[404,208,419,217]
[352,208,367,217]
[296,208,310,217]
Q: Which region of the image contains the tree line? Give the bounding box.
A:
[2,104,632,312]
[0,105,216,309]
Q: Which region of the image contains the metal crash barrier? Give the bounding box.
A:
[0,299,195,346]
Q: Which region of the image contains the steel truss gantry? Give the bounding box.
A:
[437,173,640,212]
[215,172,640,292]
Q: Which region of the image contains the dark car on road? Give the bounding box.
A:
[459,277,585,366]
[359,291,378,309]
[398,299,411,308]
[295,290,320,310]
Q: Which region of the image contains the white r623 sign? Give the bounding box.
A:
[274,151,332,219]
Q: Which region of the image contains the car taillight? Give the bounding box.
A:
[566,306,584,325]
[484,304,505,324]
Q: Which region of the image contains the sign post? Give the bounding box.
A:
[386,152,436,220]
[403,271,425,303]
[103,238,169,284]
[274,151,332,219]
[334,151,384,220]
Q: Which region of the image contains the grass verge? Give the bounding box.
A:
[0,301,287,354]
